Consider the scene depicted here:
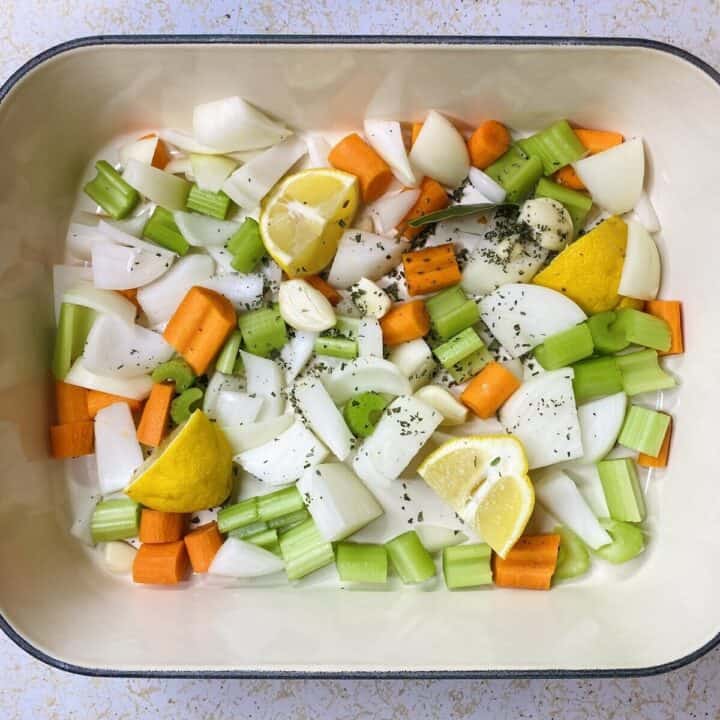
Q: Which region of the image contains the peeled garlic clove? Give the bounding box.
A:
[278,279,336,332]
[350,277,392,318]
[102,541,137,574]
[414,385,468,426]
[520,197,573,251]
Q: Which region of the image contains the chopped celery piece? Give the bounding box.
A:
[535,177,593,233]
[170,387,204,424]
[425,285,479,340]
[52,302,96,380]
[517,120,587,175]
[433,327,484,369]
[534,323,594,370]
[90,498,140,543]
[386,531,436,584]
[245,527,278,549]
[595,518,645,564]
[336,542,388,584]
[442,543,492,589]
[314,335,358,359]
[229,520,268,540]
[618,405,671,456]
[215,330,242,375]
[587,311,630,354]
[613,309,671,352]
[267,508,310,531]
[279,518,335,580]
[572,356,623,403]
[616,349,676,396]
[446,344,493,383]
[84,160,139,219]
[343,391,389,438]
[143,206,190,255]
[238,304,288,357]
[227,218,266,273]
[486,146,543,203]
[151,357,195,392]
[257,485,304,523]
[597,458,646,522]
[553,525,591,581]
[217,497,259,534]
[186,184,232,220]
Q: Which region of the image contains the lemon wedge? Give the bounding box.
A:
[259,168,359,276]
[417,435,534,558]
[125,410,232,513]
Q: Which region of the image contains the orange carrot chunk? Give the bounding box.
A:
[116,287,141,311]
[139,509,188,544]
[398,177,449,241]
[553,165,586,191]
[138,133,172,170]
[379,300,430,346]
[163,286,236,375]
[133,540,190,585]
[137,382,175,447]
[645,300,683,356]
[328,133,393,203]
[467,120,511,170]
[492,534,561,590]
[402,243,461,297]
[461,362,521,419]
[638,419,673,469]
[87,390,143,419]
[55,381,90,424]
[184,521,224,573]
[574,128,624,155]
[304,275,342,306]
[50,421,94,459]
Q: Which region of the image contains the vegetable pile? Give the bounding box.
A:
[52,96,682,590]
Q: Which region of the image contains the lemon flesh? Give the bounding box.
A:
[418,435,534,558]
[260,169,359,276]
[125,410,232,513]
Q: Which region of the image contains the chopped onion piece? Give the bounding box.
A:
[66,222,103,261]
[357,317,383,358]
[409,110,470,188]
[53,265,92,321]
[203,371,244,419]
[190,154,238,192]
[65,358,153,400]
[324,357,412,405]
[223,414,295,455]
[91,242,173,290]
[173,211,241,247]
[367,188,420,235]
[328,230,409,288]
[158,128,225,155]
[94,403,144,495]
[63,282,137,325]
[122,158,191,211]
[163,156,192,177]
[199,273,264,312]
[468,166,507,203]
[304,133,331,168]
[280,330,317,383]
[629,191,660,234]
[618,220,661,300]
[215,391,264,427]
[120,136,158,167]
[209,537,284,577]
[241,351,285,419]
[415,524,468,553]
[364,119,417,187]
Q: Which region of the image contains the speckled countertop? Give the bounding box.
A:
[1,1,719,718]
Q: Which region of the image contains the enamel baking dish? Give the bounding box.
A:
[0,36,718,678]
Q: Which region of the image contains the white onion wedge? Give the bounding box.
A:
[104,212,153,239]
[279,330,317,383]
[415,524,468,553]
[328,230,409,288]
[533,469,612,549]
[206,246,237,275]
[158,128,225,155]
[190,154,237,192]
[298,463,383,542]
[214,391,264,427]
[414,385,468,426]
[163,156,193,176]
[304,133,331,168]
[572,138,644,214]
[91,242,173,290]
[324,357,411,405]
[577,392,627,464]
[468,166,506,203]
[357,317,383,358]
[193,96,290,153]
[83,315,173,378]
[66,222,103,261]
[137,254,215,327]
[63,282,137,325]
[94,403,144,495]
[223,414,295,455]
[292,378,354,461]
[199,273,265,311]
[96,220,174,260]
[618,220,661,300]
[65,358,153,400]
[367,188,420,235]
[222,135,306,209]
[563,463,611,518]
[203,371,245,418]
[409,110,469,188]
[53,265,93,321]
[102,541,137,574]
[172,211,241,247]
[388,339,436,391]
[122,158,191,211]
[240,351,284,419]
[628,191,661,234]
[120,136,158,166]
[209,537,284,578]
[237,420,328,485]
[364,119,417,187]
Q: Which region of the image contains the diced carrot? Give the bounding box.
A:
[402,243,461,296]
[379,300,430,346]
[460,362,521,419]
[574,128,624,155]
[184,521,223,573]
[397,177,449,241]
[138,133,171,170]
[163,286,236,375]
[133,540,190,585]
[553,165,586,191]
[116,288,141,311]
[645,300,683,355]
[304,275,342,306]
[139,509,188,544]
[328,133,393,203]
[87,390,143,419]
[492,534,561,590]
[136,382,175,447]
[410,122,423,147]
[50,421,94,458]
[638,418,672,468]
[55,381,90,424]
[467,120,511,170]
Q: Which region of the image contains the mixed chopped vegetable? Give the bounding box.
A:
[52,96,682,590]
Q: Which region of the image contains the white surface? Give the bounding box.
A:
[1,1,719,717]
